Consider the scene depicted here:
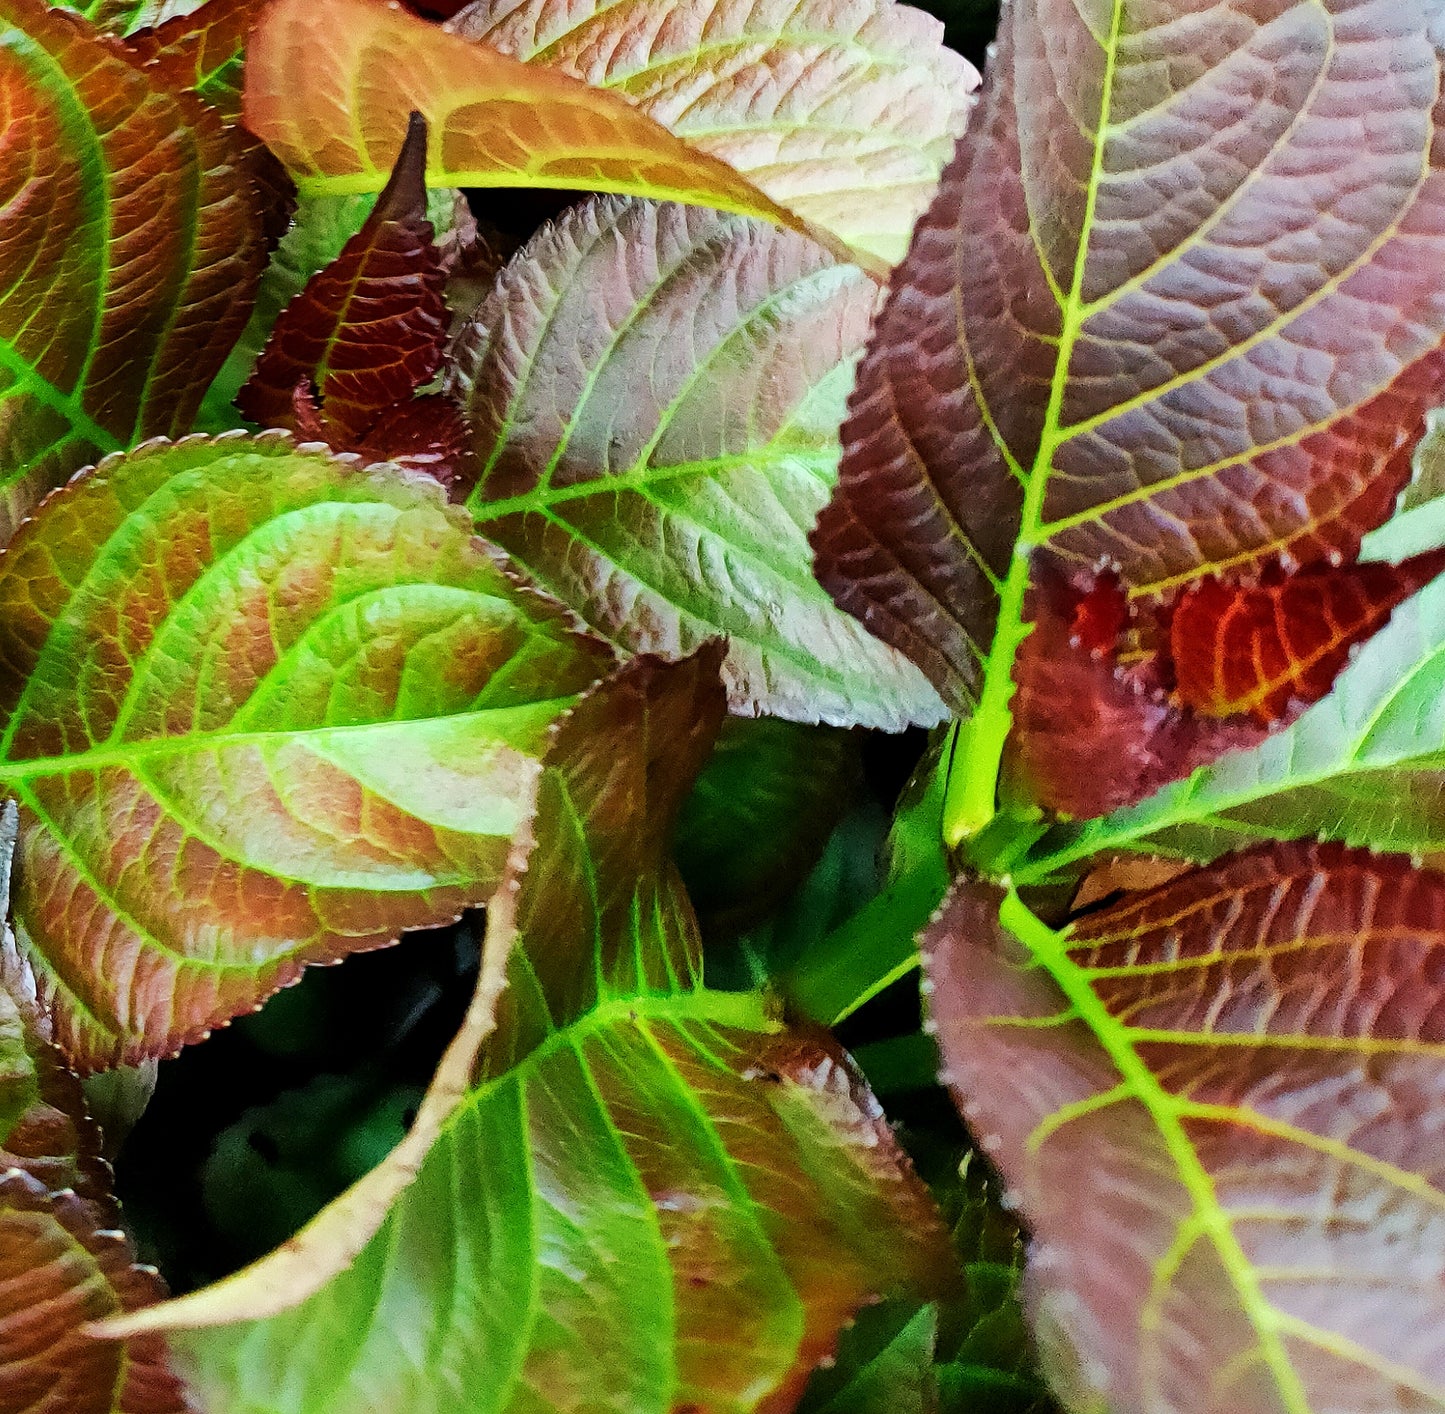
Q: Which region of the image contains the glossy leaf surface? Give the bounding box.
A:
[238,115,451,450]
[161,649,952,1414]
[242,0,835,255]
[0,0,265,540]
[926,848,1445,1413]
[814,0,1445,827]
[457,196,944,728]
[0,435,610,1069]
[449,0,977,268]
[1,831,187,1414]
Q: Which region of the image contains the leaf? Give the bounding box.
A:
[812,0,1445,826]
[0,0,266,541]
[0,434,611,1069]
[1004,566,1268,821]
[0,830,189,1413]
[242,0,858,264]
[456,195,946,728]
[126,648,955,1414]
[124,0,253,116]
[1018,558,1445,875]
[1167,551,1445,721]
[238,114,450,449]
[924,846,1445,1414]
[448,0,978,268]
[674,716,860,937]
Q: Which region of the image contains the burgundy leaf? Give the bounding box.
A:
[813,0,1445,728]
[924,845,1445,1413]
[1004,568,1266,820]
[238,112,448,447]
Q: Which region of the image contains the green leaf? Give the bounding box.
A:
[925,848,1445,1413]
[0,0,265,541]
[0,434,611,1069]
[1018,564,1445,877]
[457,196,945,729]
[128,649,955,1414]
[674,716,861,937]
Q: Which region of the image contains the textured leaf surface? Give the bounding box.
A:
[925,847,1445,1414]
[242,0,849,260]
[125,0,253,115]
[1168,553,1445,721]
[456,196,945,728]
[1021,558,1445,873]
[0,0,265,540]
[449,0,978,267]
[1,845,188,1414]
[813,0,1445,826]
[158,648,952,1414]
[0,434,611,1069]
[238,114,451,450]
[1005,568,1267,821]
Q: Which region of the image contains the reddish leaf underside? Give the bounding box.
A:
[238,114,454,456]
[1008,550,1445,818]
[1,968,186,1413]
[924,843,1445,1413]
[813,0,1445,722]
[1166,549,1445,720]
[0,0,266,541]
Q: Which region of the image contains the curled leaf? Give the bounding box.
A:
[0,0,265,540]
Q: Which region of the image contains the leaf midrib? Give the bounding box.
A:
[0,699,579,786]
[1001,889,1314,1413]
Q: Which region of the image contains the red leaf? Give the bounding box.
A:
[352,394,472,488]
[924,845,1445,1412]
[1005,567,1266,820]
[0,961,188,1413]
[1167,549,1445,721]
[813,0,1445,717]
[238,113,448,447]
[126,0,257,118]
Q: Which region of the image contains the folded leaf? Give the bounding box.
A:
[925,846,1445,1414]
[141,648,953,1414]
[1168,551,1445,721]
[449,0,977,268]
[1017,540,1445,872]
[813,0,1445,820]
[457,196,945,728]
[1,825,188,1413]
[238,114,450,449]
[0,434,611,1069]
[243,0,850,258]
[0,0,266,541]
[1005,567,1267,820]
